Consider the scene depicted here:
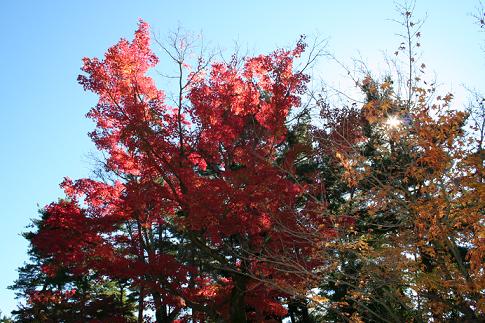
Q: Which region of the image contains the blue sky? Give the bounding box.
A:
[0,0,483,314]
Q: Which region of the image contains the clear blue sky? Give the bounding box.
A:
[0,0,483,315]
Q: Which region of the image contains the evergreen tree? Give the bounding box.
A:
[9,209,136,322]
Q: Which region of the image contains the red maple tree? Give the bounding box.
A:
[32,21,326,322]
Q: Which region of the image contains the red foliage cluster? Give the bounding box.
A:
[30,21,326,321]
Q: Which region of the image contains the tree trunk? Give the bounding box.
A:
[288,301,297,323]
[153,291,169,322]
[230,276,248,323]
[138,286,144,323]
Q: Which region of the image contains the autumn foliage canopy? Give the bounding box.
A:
[10,17,484,323]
